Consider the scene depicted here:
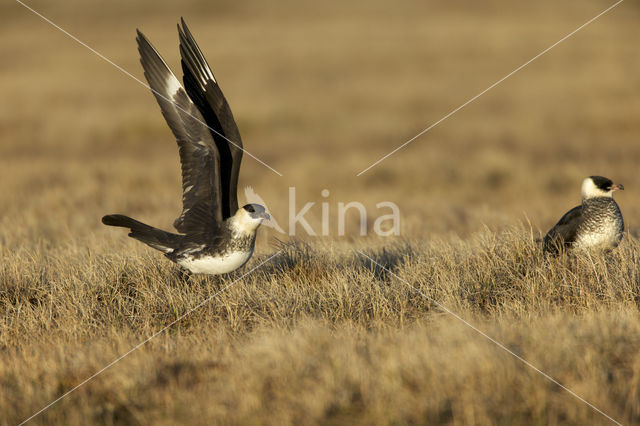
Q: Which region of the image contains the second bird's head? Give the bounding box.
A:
[230,203,270,235]
[581,176,624,200]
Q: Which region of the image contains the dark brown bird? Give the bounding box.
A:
[103,19,268,274]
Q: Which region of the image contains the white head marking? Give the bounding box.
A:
[581,177,613,201]
[230,207,264,236]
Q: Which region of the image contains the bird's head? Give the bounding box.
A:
[230,204,270,235]
[581,176,624,200]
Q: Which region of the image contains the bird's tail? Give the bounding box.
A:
[102,214,180,253]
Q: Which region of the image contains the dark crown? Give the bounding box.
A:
[243,204,265,214]
[589,176,613,191]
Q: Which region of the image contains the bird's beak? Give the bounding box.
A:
[612,183,624,191]
[260,212,271,220]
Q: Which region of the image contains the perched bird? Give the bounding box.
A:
[102,19,269,274]
[543,176,624,255]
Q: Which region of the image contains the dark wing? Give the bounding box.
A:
[137,30,224,234]
[543,205,584,254]
[178,18,243,220]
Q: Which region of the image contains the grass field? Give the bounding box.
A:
[2,0,640,424]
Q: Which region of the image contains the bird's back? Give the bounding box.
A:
[543,205,583,254]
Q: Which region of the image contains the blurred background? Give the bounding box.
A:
[1,0,638,249]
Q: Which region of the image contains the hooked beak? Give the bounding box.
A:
[612,183,624,191]
[259,211,271,220]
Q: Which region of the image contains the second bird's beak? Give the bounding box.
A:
[612,183,624,191]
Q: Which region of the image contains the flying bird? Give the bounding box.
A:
[102,19,269,274]
[543,176,624,255]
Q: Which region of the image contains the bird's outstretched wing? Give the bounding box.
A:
[543,205,583,254]
[137,30,223,234]
[178,18,243,220]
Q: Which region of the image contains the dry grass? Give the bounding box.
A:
[2,0,640,424]
[3,236,640,424]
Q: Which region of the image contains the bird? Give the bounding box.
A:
[244,186,285,234]
[102,19,269,275]
[543,176,624,255]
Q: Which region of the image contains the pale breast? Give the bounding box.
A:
[574,199,623,250]
[177,249,254,274]
[574,226,621,249]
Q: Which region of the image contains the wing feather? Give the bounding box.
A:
[543,205,584,254]
[137,30,224,233]
[178,19,243,219]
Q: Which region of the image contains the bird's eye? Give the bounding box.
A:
[245,205,255,213]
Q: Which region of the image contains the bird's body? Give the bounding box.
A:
[572,198,623,248]
[543,176,624,255]
[170,215,259,274]
[177,251,253,275]
[102,20,268,275]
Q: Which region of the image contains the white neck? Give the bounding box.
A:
[229,209,262,237]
